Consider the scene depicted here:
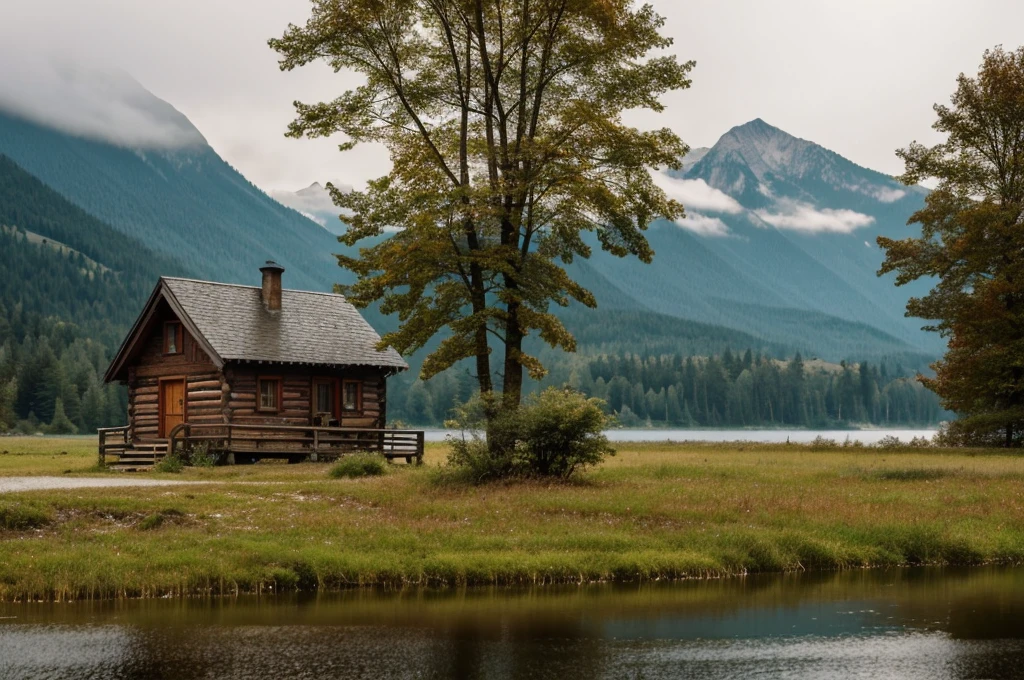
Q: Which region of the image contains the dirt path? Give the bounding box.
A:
[0,477,209,494]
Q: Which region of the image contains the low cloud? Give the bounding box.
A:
[674,212,731,237]
[652,173,744,214]
[844,182,907,203]
[870,186,906,203]
[0,55,205,150]
[755,199,874,234]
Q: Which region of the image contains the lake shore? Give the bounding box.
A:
[1,436,1022,601]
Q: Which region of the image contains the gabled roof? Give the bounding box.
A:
[105,277,407,382]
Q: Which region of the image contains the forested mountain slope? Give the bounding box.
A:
[0,110,344,292]
[0,153,187,431]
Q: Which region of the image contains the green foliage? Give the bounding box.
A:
[272,0,693,410]
[879,46,1024,446]
[45,398,77,435]
[329,453,388,479]
[154,454,184,474]
[0,502,52,531]
[447,388,613,481]
[186,442,219,468]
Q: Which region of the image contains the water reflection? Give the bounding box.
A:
[1,567,1023,679]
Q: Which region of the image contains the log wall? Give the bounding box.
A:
[123,302,391,439]
[223,365,387,429]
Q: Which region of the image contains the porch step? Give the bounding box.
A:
[108,447,168,472]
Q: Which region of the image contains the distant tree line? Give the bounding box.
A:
[385,349,947,428]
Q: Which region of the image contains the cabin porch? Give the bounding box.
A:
[98,423,426,471]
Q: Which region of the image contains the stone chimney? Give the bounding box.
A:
[260,261,285,312]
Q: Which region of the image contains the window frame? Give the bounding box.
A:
[163,321,183,355]
[257,376,283,413]
[342,379,363,413]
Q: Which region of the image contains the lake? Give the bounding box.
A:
[426,428,939,444]
[2,566,1022,679]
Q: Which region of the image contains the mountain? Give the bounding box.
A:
[0,152,187,338]
[568,118,939,360]
[269,182,350,235]
[0,99,345,292]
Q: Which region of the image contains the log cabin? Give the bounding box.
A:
[99,262,421,469]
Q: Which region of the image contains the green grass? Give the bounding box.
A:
[0,436,1022,600]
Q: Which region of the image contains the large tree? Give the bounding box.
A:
[879,46,1024,446]
[271,0,692,411]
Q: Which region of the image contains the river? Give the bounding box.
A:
[426,428,939,444]
[1,566,1021,679]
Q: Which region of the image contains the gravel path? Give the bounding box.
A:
[0,477,209,493]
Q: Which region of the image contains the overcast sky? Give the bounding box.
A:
[1,0,1022,193]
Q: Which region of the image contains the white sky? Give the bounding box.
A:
[1,0,1021,193]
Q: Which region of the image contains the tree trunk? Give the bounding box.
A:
[501,298,524,411]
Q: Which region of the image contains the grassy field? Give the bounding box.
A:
[1,436,1022,601]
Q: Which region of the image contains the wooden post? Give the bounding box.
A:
[98,430,105,467]
[416,431,425,466]
[312,429,319,462]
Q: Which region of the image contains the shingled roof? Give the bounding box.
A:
[105,275,407,382]
[162,277,407,368]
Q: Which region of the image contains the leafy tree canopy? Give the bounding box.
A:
[271,0,693,410]
[879,45,1024,446]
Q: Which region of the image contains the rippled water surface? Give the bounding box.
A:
[2,567,1022,679]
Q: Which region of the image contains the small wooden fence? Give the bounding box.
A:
[97,426,129,466]
[167,422,425,464]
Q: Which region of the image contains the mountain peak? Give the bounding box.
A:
[296,181,325,196]
[712,119,817,181]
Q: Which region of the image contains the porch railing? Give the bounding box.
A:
[167,422,425,464]
[97,426,129,466]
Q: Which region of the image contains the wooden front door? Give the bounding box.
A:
[160,379,186,438]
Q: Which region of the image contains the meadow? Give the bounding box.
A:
[0,436,1022,601]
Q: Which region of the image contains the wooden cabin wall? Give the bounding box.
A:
[127,306,219,440]
[223,365,387,428]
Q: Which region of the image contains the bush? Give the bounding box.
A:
[330,452,388,479]
[809,435,839,451]
[877,435,902,450]
[154,454,184,473]
[186,442,219,468]
[447,388,614,482]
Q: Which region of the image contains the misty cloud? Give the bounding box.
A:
[652,173,744,214]
[269,182,350,217]
[870,186,906,203]
[843,182,907,203]
[674,212,731,237]
[755,199,875,233]
[0,55,206,150]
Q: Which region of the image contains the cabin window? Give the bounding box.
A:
[163,322,183,355]
[258,377,281,412]
[313,379,335,417]
[342,380,362,412]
